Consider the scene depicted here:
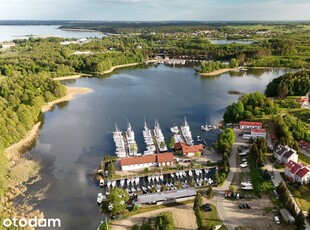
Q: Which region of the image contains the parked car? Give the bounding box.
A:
[239,204,243,209]
[202,203,212,211]
[274,216,280,224]
[245,203,251,209]
[242,203,247,209]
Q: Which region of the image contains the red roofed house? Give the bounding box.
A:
[285,160,303,181]
[299,140,310,153]
[120,152,174,171]
[295,167,310,184]
[174,142,204,157]
[239,121,263,130]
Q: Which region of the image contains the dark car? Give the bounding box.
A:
[245,203,251,209]
[239,204,243,209]
[202,203,211,211]
[242,203,247,209]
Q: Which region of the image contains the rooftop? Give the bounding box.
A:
[296,167,310,178]
[299,140,310,149]
[240,121,263,126]
[138,188,196,204]
[182,144,204,154]
[251,129,266,133]
[120,152,174,166]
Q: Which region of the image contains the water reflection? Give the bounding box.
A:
[26,65,292,230]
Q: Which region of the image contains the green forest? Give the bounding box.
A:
[0,74,66,196]
[265,71,310,97]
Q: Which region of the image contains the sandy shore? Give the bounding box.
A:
[41,87,93,113]
[199,68,239,76]
[101,63,140,74]
[53,75,83,81]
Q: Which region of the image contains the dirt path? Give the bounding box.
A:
[111,203,197,230]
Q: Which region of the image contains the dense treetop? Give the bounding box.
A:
[265,71,310,97]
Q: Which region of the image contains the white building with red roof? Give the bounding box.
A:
[295,167,310,184]
[239,121,263,130]
[120,152,174,171]
[299,140,310,153]
[285,160,310,184]
[175,142,204,157]
[285,160,303,181]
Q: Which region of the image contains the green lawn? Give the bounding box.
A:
[247,155,263,193]
[295,192,310,211]
[201,204,226,230]
[299,153,310,165]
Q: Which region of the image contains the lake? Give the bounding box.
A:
[26,65,292,229]
[210,39,255,45]
[0,25,104,42]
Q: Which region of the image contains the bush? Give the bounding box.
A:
[293,191,302,198]
[299,185,308,194]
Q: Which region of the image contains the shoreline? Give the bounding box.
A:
[101,63,140,74]
[2,85,93,225]
[41,86,93,113]
[53,74,83,81]
[199,68,239,76]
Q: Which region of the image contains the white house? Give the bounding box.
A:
[120,152,174,171]
[295,167,310,184]
[243,129,266,140]
[285,160,303,181]
[239,121,263,130]
[273,145,298,163]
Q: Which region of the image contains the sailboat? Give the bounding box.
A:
[201,117,209,131]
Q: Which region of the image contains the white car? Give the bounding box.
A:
[240,162,248,168]
[274,216,280,224]
[239,152,248,156]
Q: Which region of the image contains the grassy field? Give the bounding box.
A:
[289,109,310,126]
[295,192,310,211]
[201,204,226,230]
[299,153,310,165]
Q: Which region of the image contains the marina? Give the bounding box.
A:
[98,167,216,199]
[180,117,194,146]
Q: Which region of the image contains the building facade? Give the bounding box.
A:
[273,145,298,163]
[239,121,263,130]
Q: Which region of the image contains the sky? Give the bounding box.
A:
[0,0,310,21]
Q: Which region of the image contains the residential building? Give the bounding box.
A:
[284,160,310,184]
[1,41,15,49]
[120,152,174,171]
[273,145,298,163]
[174,142,203,157]
[239,121,263,130]
[243,129,266,140]
[295,167,310,184]
[299,140,310,153]
[285,160,303,181]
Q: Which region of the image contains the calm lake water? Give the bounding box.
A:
[0,25,104,42]
[210,39,255,45]
[26,66,292,229]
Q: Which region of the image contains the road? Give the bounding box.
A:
[212,134,245,230]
